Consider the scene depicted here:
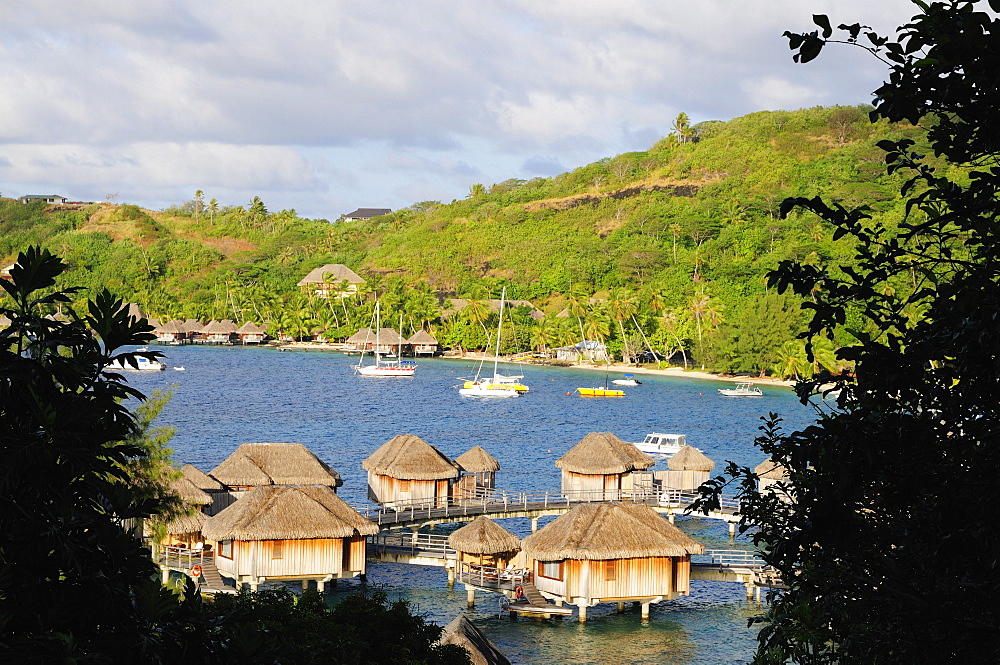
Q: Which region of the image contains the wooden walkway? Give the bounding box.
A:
[351,487,741,534]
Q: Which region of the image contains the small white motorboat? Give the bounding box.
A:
[632,432,687,455]
[718,382,764,397]
[106,348,166,372]
[612,373,641,386]
[173,366,186,371]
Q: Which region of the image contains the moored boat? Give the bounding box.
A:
[632,432,686,455]
[718,382,763,397]
[107,348,166,371]
[611,373,641,386]
[460,287,525,398]
[576,386,625,397]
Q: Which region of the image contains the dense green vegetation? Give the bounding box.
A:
[697,2,1000,662]
[1,104,936,376]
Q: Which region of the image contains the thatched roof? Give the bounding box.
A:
[448,517,520,554]
[156,319,185,334]
[755,457,789,480]
[170,475,212,505]
[438,615,512,665]
[373,328,406,345]
[210,442,343,488]
[362,434,460,480]
[667,446,715,472]
[456,446,500,473]
[521,502,704,560]
[297,263,365,287]
[346,328,374,343]
[202,319,238,334]
[180,319,203,333]
[236,321,268,334]
[202,485,379,541]
[180,463,227,491]
[408,329,438,344]
[165,509,207,536]
[555,432,655,474]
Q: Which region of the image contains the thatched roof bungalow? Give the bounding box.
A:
[655,446,716,491]
[202,319,238,344]
[156,473,213,548]
[154,319,186,344]
[345,328,374,353]
[449,517,521,568]
[203,485,379,590]
[210,442,343,493]
[236,321,268,344]
[362,434,460,508]
[556,432,655,500]
[180,463,232,515]
[455,446,500,499]
[755,457,791,498]
[408,329,439,356]
[521,502,704,621]
[297,263,365,298]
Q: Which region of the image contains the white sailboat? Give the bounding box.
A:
[459,287,523,397]
[355,302,416,377]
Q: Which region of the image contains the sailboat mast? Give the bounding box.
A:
[493,286,505,378]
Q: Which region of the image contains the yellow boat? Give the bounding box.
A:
[576,386,625,397]
[463,375,529,393]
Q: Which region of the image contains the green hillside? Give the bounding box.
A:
[0,105,934,377]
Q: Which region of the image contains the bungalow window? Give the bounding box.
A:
[399,479,411,492]
[604,560,617,581]
[271,540,283,559]
[538,560,563,581]
[219,540,233,559]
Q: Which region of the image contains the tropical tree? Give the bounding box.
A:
[689,290,723,367]
[672,112,693,143]
[606,287,638,362]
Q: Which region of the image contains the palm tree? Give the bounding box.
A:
[672,112,693,143]
[208,198,219,223]
[771,340,808,380]
[468,183,486,198]
[530,318,558,355]
[461,287,493,345]
[661,311,690,369]
[689,291,723,368]
[194,190,204,219]
[566,284,591,362]
[606,288,638,363]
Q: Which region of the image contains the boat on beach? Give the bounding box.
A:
[718,382,763,397]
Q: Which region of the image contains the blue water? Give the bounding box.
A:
[129,345,818,664]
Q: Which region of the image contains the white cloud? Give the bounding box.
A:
[0,0,918,217]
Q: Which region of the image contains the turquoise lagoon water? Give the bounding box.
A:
[129,345,818,664]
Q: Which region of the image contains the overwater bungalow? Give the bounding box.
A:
[656,446,715,491]
[159,473,214,549]
[209,442,344,495]
[180,463,232,515]
[155,319,186,344]
[345,328,374,353]
[448,516,521,571]
[455,446,500,500]
[372,327,407,356]
[362,434,461,508]
[180,318,203,343]
[555,432,655,500]
[521,502,704,621]
[236,321,268,344]
[202,319,238,344]
[202,484,379,591]
[755,457,791,499]
[408,329,439,356]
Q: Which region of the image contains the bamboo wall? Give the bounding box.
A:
[367,472,450,507]
[533,556,692,602]
[215,535,368,580]
[561,471,629,500]
[654,469,710,491]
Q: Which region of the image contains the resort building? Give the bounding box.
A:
[656,446,715,491]
[755,457,791,499]
[202,484,379,591]
[555,432,655,500]
[158,473,214,550]
[297,263,366,298]
[342,208,391,222]
[209,442,344,495]
[201,319,238,344]
[154,319,186,344]
[407,329,439,356]
[362,434,461,508]
[448,517,522,572]
[236,321,268,344]
[520,502,704,621]
[179,463,232,515]
[454,446,500,500]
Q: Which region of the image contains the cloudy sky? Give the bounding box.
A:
[1,0,916,220]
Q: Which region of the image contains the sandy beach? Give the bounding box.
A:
[273,341,797,388]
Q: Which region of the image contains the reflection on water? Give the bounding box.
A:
[128,345,812,664]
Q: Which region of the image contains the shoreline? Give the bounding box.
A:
[272,341,797,388]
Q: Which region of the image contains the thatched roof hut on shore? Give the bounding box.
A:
[362,434,460,507]
[438,615,512,665]
[521,502,704,621]
[408,329,439,355]
[210,442,343,491]
[556,432,654,500]
[203,484,378,590]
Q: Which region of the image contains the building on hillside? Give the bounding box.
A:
[521,502,704,621]
[202,484,379,591]
[408,329,439,356]
[209,442,344,496]
[19,194,67,205]
[343,208,391,221]
[362,434,461,508]
[554,340,608,362]
[297,263,366,298]
[455,445,500,500]
[555,432,655,500]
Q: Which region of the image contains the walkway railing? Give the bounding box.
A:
[159,545,213,569]
[352,487,740,527]
[456,561,531,591]
[368,531,454,559]
[696,549,766,568]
